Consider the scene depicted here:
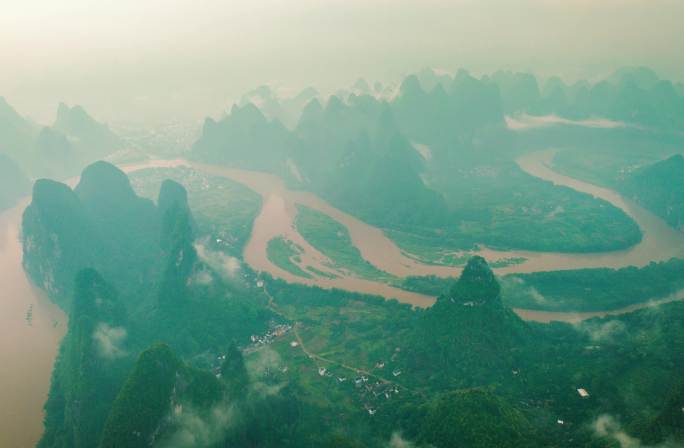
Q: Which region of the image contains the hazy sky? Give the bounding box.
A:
[2,0,683,124]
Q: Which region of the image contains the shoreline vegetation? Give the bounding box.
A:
[126,158,683,314]
[502,258,684,312]
[9,64,684,447]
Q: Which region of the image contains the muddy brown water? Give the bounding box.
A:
[2,149,683,444]
[124,154,684,317]
[0,200,67,448]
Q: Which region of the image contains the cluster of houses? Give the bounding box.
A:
[311,359,403,417]
[358,378,401,416]
[248,322,293,348]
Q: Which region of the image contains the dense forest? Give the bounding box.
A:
[9,64,684,447]
[621,154,684,232]
[3,0,684,444]
[21,162,684,447]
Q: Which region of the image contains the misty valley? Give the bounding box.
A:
[2,64,684,448]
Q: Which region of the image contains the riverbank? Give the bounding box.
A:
[0,200,67,447]
[121,153,684,320]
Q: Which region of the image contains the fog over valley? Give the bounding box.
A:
[2,2,684,448]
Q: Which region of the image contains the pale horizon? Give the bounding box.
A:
[2,0,684,124]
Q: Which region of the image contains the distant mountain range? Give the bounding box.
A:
[0,153,31,211]
[192,71,509,231]
[0,98,123,185]
[190,68,660,252]
[488,66,684,129]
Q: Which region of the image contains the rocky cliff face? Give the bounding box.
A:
[22,161,195,308]
[22,178,96,302]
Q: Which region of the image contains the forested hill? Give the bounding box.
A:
[22,161,161,307]
[621,154,684,232]
[404,256,530,387]
[33,162,271,448]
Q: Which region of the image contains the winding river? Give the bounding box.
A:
[126,150,684,315]
[0,200,66,447]
[2,148,684,444]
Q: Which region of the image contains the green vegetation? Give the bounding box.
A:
[24,69,684,448]
[621,154,684,231]
[305,265,337,279]
[265,277,415,374]
[552,139,684,190]
[191,71,650,254]
[31,162,273,447]
[405,257,530,388]
[99,344,184,448]
[22,162,161,309]
[384,229,471,267]
[266,237,312,279]
[295,205,394,281]
[400,275,453,296]
[130,166,262,256]
[428,161,643,253]
[39,269,131,448]
[32,189,684,448]
[418,389,539,448]
[502,258,684,312]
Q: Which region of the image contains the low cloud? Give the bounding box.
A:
[594,415,642,448]
[190,270,213,286]
[527,286,549,305]
[578,320,626,342]
[92,323,127,359]
[592,415,677,448]
[501,276,549,305]
[164,401,239,448]
[163,347,287,447]
[387,432,415,448]
[246,347,287,397]
[195,242,241,280]
[246,346,282,378]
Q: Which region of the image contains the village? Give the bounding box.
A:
[206,311,409,418]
